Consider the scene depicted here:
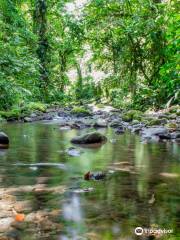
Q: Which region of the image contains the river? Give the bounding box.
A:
[0,121,180,239]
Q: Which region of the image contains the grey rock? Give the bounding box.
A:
[132,127,142,134]
[71,132,107,144]
[170,132,180,139]
[30,113,37,118]
[66,147,81,157]
[24,117,32,122]
[109,120,122,128]
[115,128,125,134]
[94,119,108,128]
[141,127,168,139]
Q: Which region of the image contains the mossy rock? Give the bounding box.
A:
[122,110,143,122]
[95,103,105,109]
[148,119,163,126]
[132,120,140,125]
[169,105,180,114]
[27,102,47,112]
[71,106,91,116]
[165,123,178,129]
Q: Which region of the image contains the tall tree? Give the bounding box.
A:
[33,0,48,100]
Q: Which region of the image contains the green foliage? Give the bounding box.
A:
[0,0,40,109]
[0,0,178,112]
[84,0,179,109]
[122,110,143,122]
[0,109,21,120]
[71,106,91,115]
[26,102,47,112]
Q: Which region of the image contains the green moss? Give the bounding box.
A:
[132,120,140,125]
[71,106,91,115]
[122,110,143,122]
[169,105,180,114]
[148,119,162,126]
[96,103,105,108]
[165,123,177,129]
[27,102,47,112]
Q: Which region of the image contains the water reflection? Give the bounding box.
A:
[0,122,179,239]
[62,193,85,239]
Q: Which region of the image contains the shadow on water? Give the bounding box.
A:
[0,122,180,239]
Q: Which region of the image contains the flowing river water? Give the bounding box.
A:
[0,121,180,240]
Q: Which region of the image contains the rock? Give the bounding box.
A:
[168,114,177,120]
[59,126,71,130]
[70,123,82,129]
[148,118,164,126]
[115,128,125,134]
[122,110,143,122]
[158,133,171,140]
[170,132,180,139]
[93,119,108,128]
[11,221,27,230]
[30,113,37,118]
[24,117,32,122]
[131,127,142,134]
[141,127,168,140]
[71,132,107,145]
[0,132,9,146]
[44,115,53,121]
[71,106,91,117]
[109,120,122,128]
[66,147,81,157]
[132,120,140,125]
[168,105,180,114]
[165,122,178,130]
[0,218,14,233]
[158,114,168,119]
[84,171,106,180]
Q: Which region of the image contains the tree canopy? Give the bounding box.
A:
[0,0,179,110]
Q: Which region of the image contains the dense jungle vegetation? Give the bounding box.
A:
[0,0,179,114]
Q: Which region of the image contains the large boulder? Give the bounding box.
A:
[0,132,9,146]
[71,132,107,144]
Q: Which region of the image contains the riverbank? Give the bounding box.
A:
[0,104,180,143]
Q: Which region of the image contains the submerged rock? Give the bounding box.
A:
[71,132,107,145]
[84,171,106,180]
[0,132,9,147]
[115,127,125,134]
[66,147,81,157]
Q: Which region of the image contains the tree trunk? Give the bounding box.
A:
[75,62,83,100]
[33,0,49,100]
